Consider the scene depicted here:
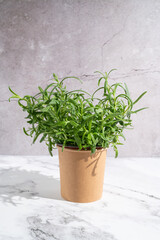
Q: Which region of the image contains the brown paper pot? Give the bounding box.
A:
[57,146,107,203]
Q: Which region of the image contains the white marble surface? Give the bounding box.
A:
[0,155,160,240]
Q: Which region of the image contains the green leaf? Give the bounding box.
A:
[116,94,133,108]
[84,106,94,112]
[75,135,82,149]
[18,99,27,108]
[38,86,44,93]
[117,142,124,145]
[50,99,58,105]
[69,121,78,127]
[98,77,104,86]
[53,73,59,82]
[107,68,117,76]
[41,106,50,112]
[60,76,82,84]
[92,87,104,99]
[131,107,148,113]
[88,119,92,131]
[95,108,103,114]
[8,86,19,96]
[62,140,66,151]
[33,131,41,144]
[90,133,96,144]
[104,80,107,95]
[83,115,93,122]
[23,127,30,136]
[44,83,56,92]
[133,91,147,105]
[8,95,20,102]
[48,136,53,156]
[91,145,96,153]
[124,83,130,97]
[113,144,118,158]
[8,87,21,101]
[67,89,91,96]
[40,133,47,143]
[94,71,106,78]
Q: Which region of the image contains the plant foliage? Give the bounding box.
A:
[8,70,147,157]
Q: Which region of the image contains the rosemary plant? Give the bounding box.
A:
[8,70,147,157]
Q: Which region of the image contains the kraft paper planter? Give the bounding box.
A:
[57,146,107,203]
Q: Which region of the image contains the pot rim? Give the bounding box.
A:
[57,144,107,153]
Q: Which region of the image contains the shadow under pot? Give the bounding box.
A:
[57,145,107,203]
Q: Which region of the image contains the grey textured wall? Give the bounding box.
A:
[0,0,160,157]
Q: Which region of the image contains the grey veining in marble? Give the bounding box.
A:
[0,155,160,240]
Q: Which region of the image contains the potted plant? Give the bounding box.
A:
[8,69,147,203]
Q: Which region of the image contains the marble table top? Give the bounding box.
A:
[0,155,160,240]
